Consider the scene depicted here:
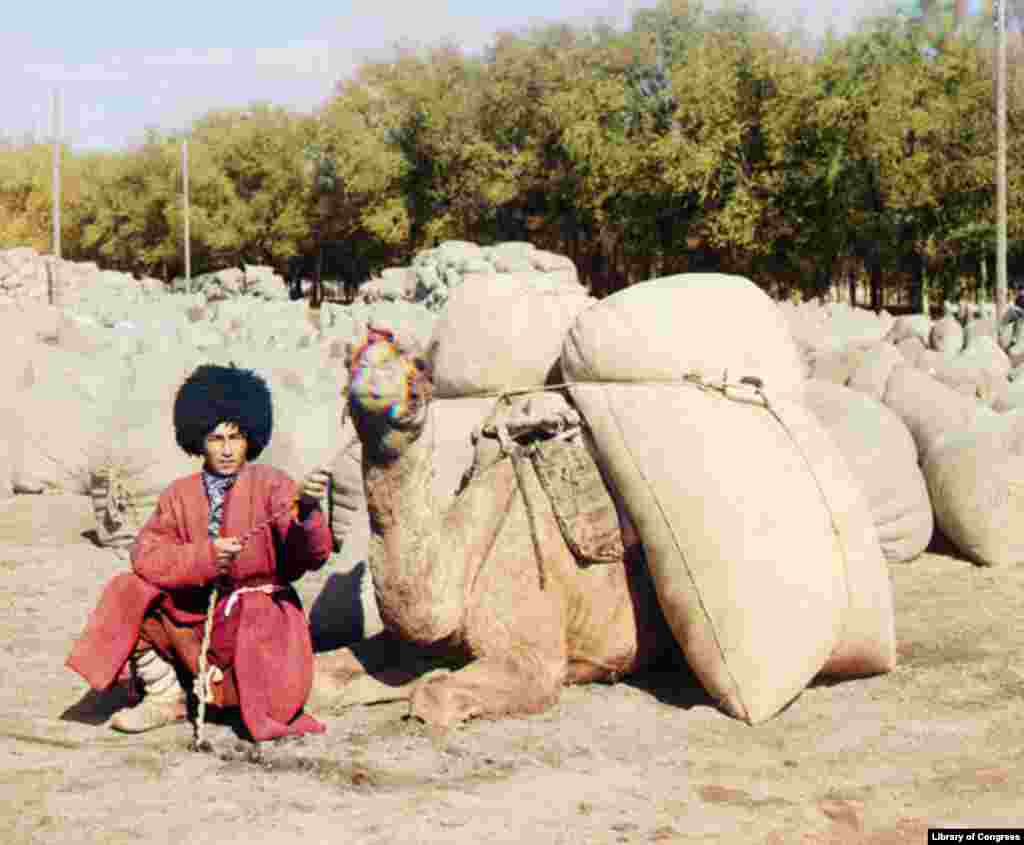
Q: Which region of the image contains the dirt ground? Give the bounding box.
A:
[1,493,1022,845]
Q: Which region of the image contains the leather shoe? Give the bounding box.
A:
[110,695,187,734]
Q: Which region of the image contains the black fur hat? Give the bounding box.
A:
[173,364,273,459]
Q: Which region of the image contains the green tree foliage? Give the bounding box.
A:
[71,131,180,277]
[0,143,56,251]
[2,3,1023,305]
[187,104,313,269]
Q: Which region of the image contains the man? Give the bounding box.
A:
[67,364,333,740]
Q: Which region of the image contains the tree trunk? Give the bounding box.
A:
[909,252,925,315]
[814,262,831,302]
[311,244,324,309]
[870,261,883,313]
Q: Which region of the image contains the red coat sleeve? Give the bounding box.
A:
[131,487,219,590]
[268,471,333,582]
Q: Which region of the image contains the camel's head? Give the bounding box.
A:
[346,325,433,457]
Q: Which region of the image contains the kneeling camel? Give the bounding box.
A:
[313,328,676,727]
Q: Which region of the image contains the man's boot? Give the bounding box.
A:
[110,650,187,733]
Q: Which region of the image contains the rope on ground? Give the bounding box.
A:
[192,583,220,752]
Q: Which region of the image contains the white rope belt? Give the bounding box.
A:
[223,584,286,617]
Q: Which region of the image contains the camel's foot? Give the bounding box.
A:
[310,637,463,712]
[309,670,418,711]
[407,661,561,729]
[408,670,481,728]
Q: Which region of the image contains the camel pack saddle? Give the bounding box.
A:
[463,392,625,566]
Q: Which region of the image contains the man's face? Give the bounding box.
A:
[202,422,248,476]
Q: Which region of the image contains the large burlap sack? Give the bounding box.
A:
[128,350,206,405]
[961,334,1011,378]
[881,365,991,459]
[87,403,195,554]
[993,378,1024,412]
[563,274,805,395]
[823,304,893,348]
[777,301,839,359]
[7,385,106,494]
[929,315,964,358]
[927,356,1009,408]
[563,277,894,723]
[428,274,594,398]
[566,380,894,722]
[0,336,39,396]
[964,316,997,347]
[846,342,904,403]
[886,314,932,346]
[922,411,1024,566]
[895,335,928,368]
[803,380,932,563]
[808,343,872,386]
[15,343,134,407]
[0,302,61,344]
[0,415,13,498]
[809,342,902,395]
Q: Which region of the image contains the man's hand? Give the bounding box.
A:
[212,536,242,579]
[297,468,331,520]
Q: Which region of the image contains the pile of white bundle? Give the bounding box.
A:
[343,300,437,351]
[429,272,593,398]
[177,265,288,303]
[407,240,578,312]
[565,274,894,724]
[802,379,933,563]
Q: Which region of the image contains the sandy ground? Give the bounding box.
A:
[0,493,1022,845]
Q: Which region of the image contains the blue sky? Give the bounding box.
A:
[6,0,886,152]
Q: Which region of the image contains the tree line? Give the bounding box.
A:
[2,0,1023,309]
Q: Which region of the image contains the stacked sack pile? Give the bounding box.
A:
[179,265,290,302]
[0,250,405,557]
[358,240,578,313]
[0,241,579,570]
[558,276,896,723]
[1,248,160,307]
[780,297,1024,568]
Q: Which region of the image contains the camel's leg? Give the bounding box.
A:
[407,573,568,728]
[408,650,565,728]
[310,631,463,711]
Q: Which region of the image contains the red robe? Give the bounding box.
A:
[67,462,333,741]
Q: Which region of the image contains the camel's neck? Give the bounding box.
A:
[360,408,464,644]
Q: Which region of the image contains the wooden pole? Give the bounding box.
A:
[51,89,61,260]
[182,139,191,289]
[996,0,1008,318]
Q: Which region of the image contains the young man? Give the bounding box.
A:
[67,364,334,740]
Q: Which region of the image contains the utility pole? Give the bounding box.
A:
[50,88,61,260]
[995,0,1009,318]
[48,88,62,307]
[182,139,191,289]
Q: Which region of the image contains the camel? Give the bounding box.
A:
[311,327,676,728]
